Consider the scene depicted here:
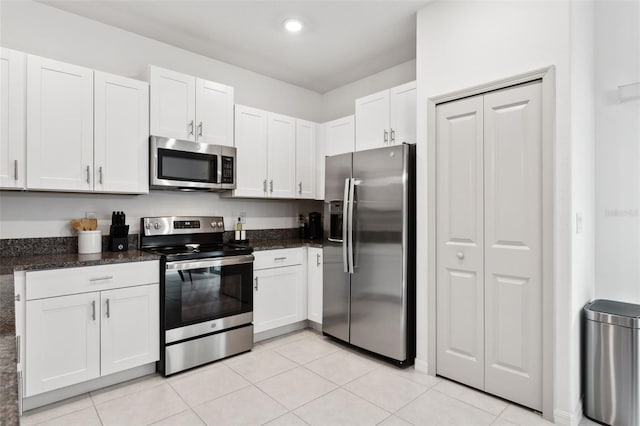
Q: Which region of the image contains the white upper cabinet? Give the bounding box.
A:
[324,115,355,156]
[315,123,326,200]
[233,105,269,197]
[232,105,312,199]
[267,112,296,198]
[354,81,416,152]
[295,119,316,199]
[195,78,234,145]
[149,65,233,146]
[94,71,149,194]
[355,89,390,152]
[389,81,417,146]
[26,55,94,191]
[0,48,26,189]
[149,66,195,141]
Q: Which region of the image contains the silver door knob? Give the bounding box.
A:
[456,252,464,260]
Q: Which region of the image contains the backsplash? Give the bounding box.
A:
[0,228,301,258]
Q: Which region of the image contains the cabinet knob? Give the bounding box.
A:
[456,252,464,260]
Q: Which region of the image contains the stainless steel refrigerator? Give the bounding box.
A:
[322,144,415,366]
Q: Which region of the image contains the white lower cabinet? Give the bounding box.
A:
[23,261,159,397]
[25,292,101,396]
[100,285,159,376]
[307,247,323,325]
[253,249,306,334]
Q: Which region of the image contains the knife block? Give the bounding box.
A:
[109,225,129,252]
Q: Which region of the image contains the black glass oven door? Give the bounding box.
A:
[164,260,252,330]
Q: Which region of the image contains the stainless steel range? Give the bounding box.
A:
[140,216,254,376]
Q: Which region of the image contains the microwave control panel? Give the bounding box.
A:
[221,156,234,184]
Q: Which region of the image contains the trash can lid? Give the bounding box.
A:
[584,299,640,328]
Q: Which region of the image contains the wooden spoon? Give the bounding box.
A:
[81,218,98,231]
[70,219,83,232]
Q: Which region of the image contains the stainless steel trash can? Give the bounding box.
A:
[584,299,640,426]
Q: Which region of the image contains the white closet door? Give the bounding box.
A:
[436,96,485,389]
[483,82,542,411]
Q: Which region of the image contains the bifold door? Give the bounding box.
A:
[436,82,542,411]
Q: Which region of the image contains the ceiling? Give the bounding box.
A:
[38,1,430,93]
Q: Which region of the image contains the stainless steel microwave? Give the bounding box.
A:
[150,136,236,191]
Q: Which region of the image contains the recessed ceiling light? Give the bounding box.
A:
[284,18,303,33]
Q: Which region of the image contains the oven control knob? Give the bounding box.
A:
[216,221,224,228]
[153,222,161,230]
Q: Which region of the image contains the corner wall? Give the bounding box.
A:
[416,1,591,423]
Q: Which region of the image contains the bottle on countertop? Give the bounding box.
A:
[235,217,246,241]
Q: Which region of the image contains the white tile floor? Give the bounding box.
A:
[19,329,589,426]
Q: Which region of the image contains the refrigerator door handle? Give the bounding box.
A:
[343,178,350,273]
[347,177,356,274]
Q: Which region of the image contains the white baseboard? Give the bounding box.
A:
[23,363,156,412]
[414,357,429,373]
[554,399,583,426]
[253,321,308,342]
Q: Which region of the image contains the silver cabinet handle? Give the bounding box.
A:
[89,276,113,282]
[298,182,302,195]
[14,160,18,181]
[98,166,103,184]
[188,120,194,135]
[254,277,258,291]
[15,335,20,363]
[198,122,203,136]
[274,257,287,261]
[14,294,20,302]
[91,300,96,321]
[263,179,267,193]
[384,129,389,144]
[390,128,395,144]
[456,252,464,260]
[270,180,273,193]
[316,253,321,267]
[106,298,110,318]
[86,165,91,184]
[18,370,23,416]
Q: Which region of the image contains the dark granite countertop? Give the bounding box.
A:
[250,239,323,251]
[0,250,159,426]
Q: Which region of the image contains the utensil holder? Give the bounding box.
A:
[78,230,102,254]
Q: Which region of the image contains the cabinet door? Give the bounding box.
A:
[389,81,416,145]
[254,265,305,333]
[149,65,195,141]
[355,90,390,152]
[101,284,159,376]
[295,119,316,199]
[267,112,296,198]
[25,292,100,396]
[234,105,268,197]
[315,123,326,200]
[94,71,149,194]
[26,55,94,191]
[307,248,323,325]
[325,115,355,156]
[195,78,234,146]
[0,48,26,189]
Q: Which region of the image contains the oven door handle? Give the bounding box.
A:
[166,254,255,271]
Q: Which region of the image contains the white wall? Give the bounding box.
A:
[416,1,594,424]
[594,1,640,302]
[320,59,416,122]
[0,1,323,121]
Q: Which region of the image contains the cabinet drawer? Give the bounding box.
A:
[253,248,303,270]
[26,260,159,300]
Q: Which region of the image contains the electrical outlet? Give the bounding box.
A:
[239,212,246,224]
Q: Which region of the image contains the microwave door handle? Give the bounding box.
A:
[342,178,350,273]
[217,154,223,185]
